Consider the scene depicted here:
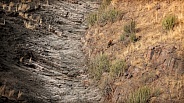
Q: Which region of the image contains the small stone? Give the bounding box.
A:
[67,70,79,77]
[51,95,61,101]
[62,70,69,75]
[150,97,157,103]
[124,72,129,77]
[127,74,133,79]
[0,96,8,102]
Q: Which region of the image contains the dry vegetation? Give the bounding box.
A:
[85,0,184,102]
[0,85,23,102]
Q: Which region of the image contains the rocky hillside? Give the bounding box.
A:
[0,0,102,103]
[84,0,184,103]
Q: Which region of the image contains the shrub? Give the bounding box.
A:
[123,20,137,42]
[127,86,151,103]
[108,9,121,23]
[100,0,112,10]
[162,15,176,30]
[110,60,127,77]
[97,8,121,25]
[120,34,125,41]
[130,33,136,43]
[86,12,98,26]
[124,20,136,35]
[86,1,121,27]
[89,54,110,80]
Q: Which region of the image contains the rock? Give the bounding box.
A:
[67,70,79,77]
[127,73,133,79]
[51,95,62,101]
[62,70,69,75]
[0,96,8,103]
[150,97,158,103]
[145,45,183,74]
[124,72,129,77]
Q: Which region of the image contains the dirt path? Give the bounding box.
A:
[0,0,101,103]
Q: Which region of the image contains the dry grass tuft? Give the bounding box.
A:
[162,15,177,31]
[86,8,121,26]
[88,54,110,80]
[110,59,127,77]
[0,85,6,95]
[0,85,23,101]
[127,86,151,103]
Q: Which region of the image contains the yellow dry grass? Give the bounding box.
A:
[0,85,23,100]
[113,0,184,63]
[85,1,184,102]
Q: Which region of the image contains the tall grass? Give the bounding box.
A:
[162,15,176,30]
[86,13,98,26]
[121,20,137,43]
[88,54,110,80]
[98,8,121,24]
[124,20,136,35]
[127,86,151,103]
[86,0,121,26]
[110,59,127,77]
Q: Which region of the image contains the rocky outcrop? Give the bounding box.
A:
[104,44,184,103]
[145,44,184,75]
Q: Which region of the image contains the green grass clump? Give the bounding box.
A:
[108,9,121,23]
[130,33,136,43]
[122,20,137,42]
[124,20,136,35]
[110,60,127,77]
[100,0,112,10]
[162,15,176,30]
[89,54,110,80]
[98,8,121,25]
[87,12,98,26]
[127,86,151,103]
[86,0,121,27]
[120,34,125,41]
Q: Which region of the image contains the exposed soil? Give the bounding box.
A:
[83,0,184,103]
[0,0,101,103]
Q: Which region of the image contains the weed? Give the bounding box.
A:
[86,3,121,26]
[130,33,136,43]
[0,85,5,95]
[124,20,136,35]
[120,34,125,41]
[108,9,121,23]
[162,15,176,30]
[100,0,112,10]
[17,90,23,99]
[123,20,137,42]
[127,86,151,103]
[110,60,127,77]
[152,88,162,97]
[89,54,110,80]
[98,8,121,25]
[86,12,98,26]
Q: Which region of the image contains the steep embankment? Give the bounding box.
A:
[84,0,184,103]
[0,0,101,103]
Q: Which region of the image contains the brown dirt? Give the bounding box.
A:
[83,0,184,103]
